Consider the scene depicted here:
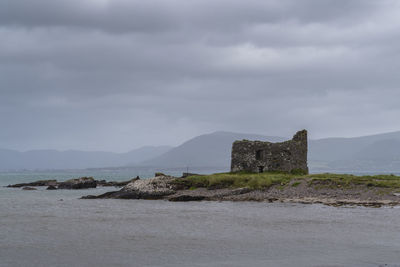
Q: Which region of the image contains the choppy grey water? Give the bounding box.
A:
[1,171,400,267]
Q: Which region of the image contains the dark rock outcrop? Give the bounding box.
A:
[82,190,161,200]
[7,180,57,188]
[7,177,140,190]
[168,195,206,201]
[58,177,97,189]
[22,186,37,190]
[82,191,137,199]
[46,185,57,190]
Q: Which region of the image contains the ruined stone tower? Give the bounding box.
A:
[230,130,308,174]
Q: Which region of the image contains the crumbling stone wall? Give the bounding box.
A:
[230,130,308,174]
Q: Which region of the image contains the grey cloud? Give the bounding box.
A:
[0,0,383,33]
[1,0,400,151]
[0,0,177,33]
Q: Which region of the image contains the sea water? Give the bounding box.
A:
[1,171,400,267]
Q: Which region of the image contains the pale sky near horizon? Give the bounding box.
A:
[1,0,400,152]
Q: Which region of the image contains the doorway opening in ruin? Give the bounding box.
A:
[258,166,264,173]
[256,150,263,160]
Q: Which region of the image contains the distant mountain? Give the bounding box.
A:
[309,132,400,172]
[122,146,174,165]
[3,130,400,173]
[140,130,400,173]
[139,131,285,168]
[309,131,400,162]
[0,146,172,171]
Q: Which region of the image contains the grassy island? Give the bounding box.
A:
[177,172,400,190]
[80,172,400,207]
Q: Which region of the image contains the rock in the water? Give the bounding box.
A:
[168,195,206,202]
[22,187,37,190]
[46,185,57,190]
[58,177,97,189]
[82,191,140,199]
[82,175,177,199]
[121,175,176,198]
[8,180,58,188]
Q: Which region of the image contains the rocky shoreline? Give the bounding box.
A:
[6,177,136,190]
[81,173,400,207]
[7,173,400,207]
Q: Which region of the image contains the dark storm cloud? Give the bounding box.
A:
[0,0,177,33]
[1,0,400,151]
[0,0,382,33]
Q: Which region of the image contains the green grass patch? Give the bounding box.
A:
[175,172,400,190]
[178,171,300,190]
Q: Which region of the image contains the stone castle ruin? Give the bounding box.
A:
[230,130,308,174]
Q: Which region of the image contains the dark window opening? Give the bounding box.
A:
[258,166,264,173]
[256,150,263,160]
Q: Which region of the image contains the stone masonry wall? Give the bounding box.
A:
[230,130,308,174]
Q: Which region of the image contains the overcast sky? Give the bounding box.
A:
[1,0,400,152]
